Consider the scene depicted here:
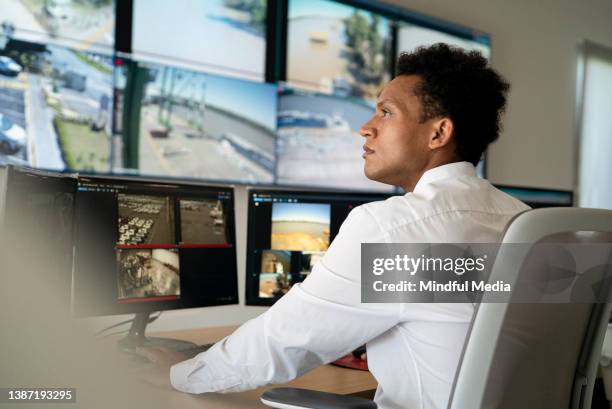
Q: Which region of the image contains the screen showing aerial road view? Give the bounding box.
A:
[0,0,114,52]
[0,40,112,171]
[114,58,276,183]
[132,0,266,81]
[271,201,330,252]
[276,86,395,192]
[286,0,391,101]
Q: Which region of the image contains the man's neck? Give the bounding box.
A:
[401,159,462,192]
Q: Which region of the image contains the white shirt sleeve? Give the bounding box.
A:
[170,206,402,394]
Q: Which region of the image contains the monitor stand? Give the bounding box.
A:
[117,312,197,352]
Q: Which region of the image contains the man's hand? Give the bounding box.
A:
[135,347,187,391]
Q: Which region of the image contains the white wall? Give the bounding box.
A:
[86,0,612,334]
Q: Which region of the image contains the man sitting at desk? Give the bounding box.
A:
[142,44,529,409]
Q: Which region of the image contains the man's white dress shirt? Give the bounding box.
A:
[170,162,530,409]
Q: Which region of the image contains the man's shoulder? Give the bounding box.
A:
[357,194,429,232]
[357,179,530,234]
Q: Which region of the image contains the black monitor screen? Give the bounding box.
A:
[495,185,574,208]
[0,166,76,307]
[73,176,238,317]
[246,188,392,306]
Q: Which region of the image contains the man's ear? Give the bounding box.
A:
[429,117,454,150]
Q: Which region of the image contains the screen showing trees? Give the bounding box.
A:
[286,0,392,102]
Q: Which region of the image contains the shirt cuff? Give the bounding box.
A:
[170,358,201,393]
[169,353,244,394]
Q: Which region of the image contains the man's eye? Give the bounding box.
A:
[382,109,391,117]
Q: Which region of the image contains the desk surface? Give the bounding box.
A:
[147,325,378,409]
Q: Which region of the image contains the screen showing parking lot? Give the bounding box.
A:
[0,39,113,171]
[72,175,238,316]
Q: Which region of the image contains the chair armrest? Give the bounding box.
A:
[260,388,377,409]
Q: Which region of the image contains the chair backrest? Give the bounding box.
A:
[448,208,612,409]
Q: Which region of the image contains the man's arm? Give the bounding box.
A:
[170,205,399,394]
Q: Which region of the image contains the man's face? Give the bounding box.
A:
[359,75,437,188]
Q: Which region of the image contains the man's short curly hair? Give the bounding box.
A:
[396,43,510,165]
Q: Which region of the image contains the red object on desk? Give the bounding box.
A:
[331,353,369,371]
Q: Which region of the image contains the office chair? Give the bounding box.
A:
[260,207,612,409]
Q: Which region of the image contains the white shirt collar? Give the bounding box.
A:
[413,161,476,193]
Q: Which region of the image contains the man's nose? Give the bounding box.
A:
[359,120,375,138]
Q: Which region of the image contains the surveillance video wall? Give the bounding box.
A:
[0,0,493,192]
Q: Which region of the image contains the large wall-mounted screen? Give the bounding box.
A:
[397,22,491,59]
[276,85,394,192]
[0,39,112,171]
[131,0,267,82]
[286,0,392,102]
[0,0,115,53]
[114,56,276,184]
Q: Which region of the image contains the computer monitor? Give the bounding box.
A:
[495,185,574,208]
[286,0,392,102]
[245,188,393,306]
[112,55,277,183]
[0,165,77,308]
[72,175,238,349]
[131,0,268,81]
[0,39,113,172]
